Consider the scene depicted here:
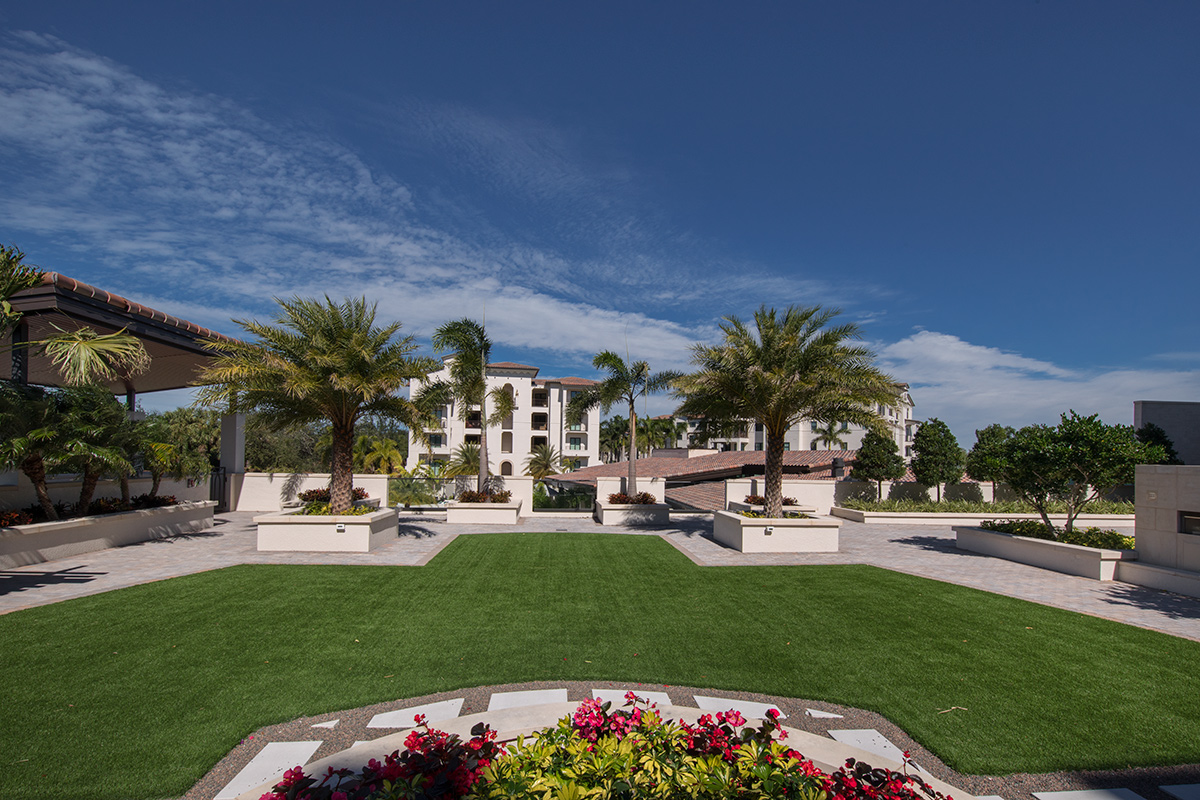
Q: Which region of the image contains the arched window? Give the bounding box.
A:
[500,461,513,476]
[501,431,513,453]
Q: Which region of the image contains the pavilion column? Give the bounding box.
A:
[219,412,245,511]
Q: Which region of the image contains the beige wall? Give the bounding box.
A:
[1134,465,1200,571]
[0,473,209,512]
[596,475,666,503]
[231,472,391,512]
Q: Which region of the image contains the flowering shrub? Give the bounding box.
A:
[741,510,811,519]
[0,509,33,527]
[298,487,369,503]
[746,494,798,506]
[606,491,656,505]
[456,490,512,503]
[981,519,1134,550]
[263,697,952,800]
[260,715,501,800]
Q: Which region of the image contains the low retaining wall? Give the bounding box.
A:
[445,501,523,525]
[712,509,841,553]
[1116,561,1200,599]
[593,502,671,526]
[953,526,1137,581]
[833,508,1134,527]
[727,501,818,514]
[0,501,217,568]
[255,508,398,552]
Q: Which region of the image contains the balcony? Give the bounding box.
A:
[532,394,548,408]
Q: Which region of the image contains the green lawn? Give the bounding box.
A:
[3,532,1199,800]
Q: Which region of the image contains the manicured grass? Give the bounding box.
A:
[3,532,1199,800]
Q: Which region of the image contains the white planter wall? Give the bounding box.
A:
[595,476,666,503]
[711,509,841,553]
[593,502,671,526]
[953,526,1136,581]
[255,507,399,552]
[445,501,523,525]
[0,473,209,512]
[0,501,217,568]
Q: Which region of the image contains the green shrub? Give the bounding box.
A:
[741,510,810,519]
[745,495,798,505]
[841,498,1134,515]
[607,491,656,505]
[457,490,512,503]
[300,502,375,516]
[980,519,1134,550]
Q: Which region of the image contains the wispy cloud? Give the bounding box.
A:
[878,331,1200,441]
[0,30,854,369]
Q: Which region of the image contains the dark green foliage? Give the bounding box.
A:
[1002,411,1165,532]
[245,416,326,472]
[980,519,1135,550]
[909,418,963,502]
[5,536,1200,800]
[964,424,1015,498]
[1136,423,1182,465]
[852,430,907,500]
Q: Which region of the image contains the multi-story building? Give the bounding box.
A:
[406,359,601,475]
[666,383,919,459]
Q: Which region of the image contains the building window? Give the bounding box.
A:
[569,437,582,450]
[783,442,790,451]
[811,442,818,450]
[430,434,443,448]
[570,391,581,400]
[841,443,848,450]
[569,423,580,431]
[810,421,818,432]
[755,442,763,451]
[840,422,849,431]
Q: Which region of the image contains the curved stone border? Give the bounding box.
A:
[183,680,1200,800]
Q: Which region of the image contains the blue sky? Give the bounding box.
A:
[2,2,1198,443]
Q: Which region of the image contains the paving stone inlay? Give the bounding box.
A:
[1162,786,1200,800]
[487,687,569,710]
[1033,790,1147,800]
[694,695,785,720]
[367,698,464,728]
[828,728,920,772]
[591,688,672,706]
[214,740,322,800]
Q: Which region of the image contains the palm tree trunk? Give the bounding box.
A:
[78,468,100,516]
[764,428,785,518]
[21,454,58,520]
[626,402,638,496]
[330,422,355,513]
[120,474,130,505]
[150,472,162,498]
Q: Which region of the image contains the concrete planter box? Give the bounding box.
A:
[593,502,671,527]
[953,525,1137,580]
[712,509,841,553]
[0,500,217,569]
[728,500,817,514]
[255,507,398,552]
[445,500,523,525]
[832,508,1134,527]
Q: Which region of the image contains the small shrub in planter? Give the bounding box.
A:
[745,494,798,506]
[298,487,369,503]
[607,491,656,505]
[981,519,1134,550]
[742,510,811,519]
[457,490,512,503]
[301,502,376,516]
[0,509,33,527]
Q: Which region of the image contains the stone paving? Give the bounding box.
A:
[2,511,1199,643]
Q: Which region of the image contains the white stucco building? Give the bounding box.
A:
[406,359,601,475]
[668,383,919,459]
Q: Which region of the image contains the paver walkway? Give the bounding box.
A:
[2,512,1198,641]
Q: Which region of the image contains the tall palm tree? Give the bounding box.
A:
[567,352,681,496]
[56,383,136,515]
[446,442,481,477]
[418,318,515,493]
[196,296,434,514]
[598,415,628,463]
[524,443,563,479]
[675,306,898,518]
[812,420,849,450]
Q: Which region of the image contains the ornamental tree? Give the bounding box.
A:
[964,423,1016,501]
[910,417,963,502]
[1001,411,1166,532]
[852,430,907,501]
[1136,423,1182,465]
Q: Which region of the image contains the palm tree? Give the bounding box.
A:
[524,443,563,479]
[812,420,849,450]
[446,442,481,477]
[418,318,516,493]
[3,245,150,386]
[56,384,136,515]
[598,415,628,463]
[0,382,61,519]
[675,306,898,518]
[363,436,405,476]
[196,296,434,514]
[567,352,681,496]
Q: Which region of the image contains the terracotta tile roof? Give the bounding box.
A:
[40,272,234,342]
[551,449,857,484]
[488,361,538,371]
[532,376,598,387]
[666,481,726,511]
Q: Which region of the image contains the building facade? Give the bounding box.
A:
[406,359,601,475]
[669,384,919,459]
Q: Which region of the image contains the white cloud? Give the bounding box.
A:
[878,331,1200,442]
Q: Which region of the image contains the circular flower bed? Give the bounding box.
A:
[261,695,950,800]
